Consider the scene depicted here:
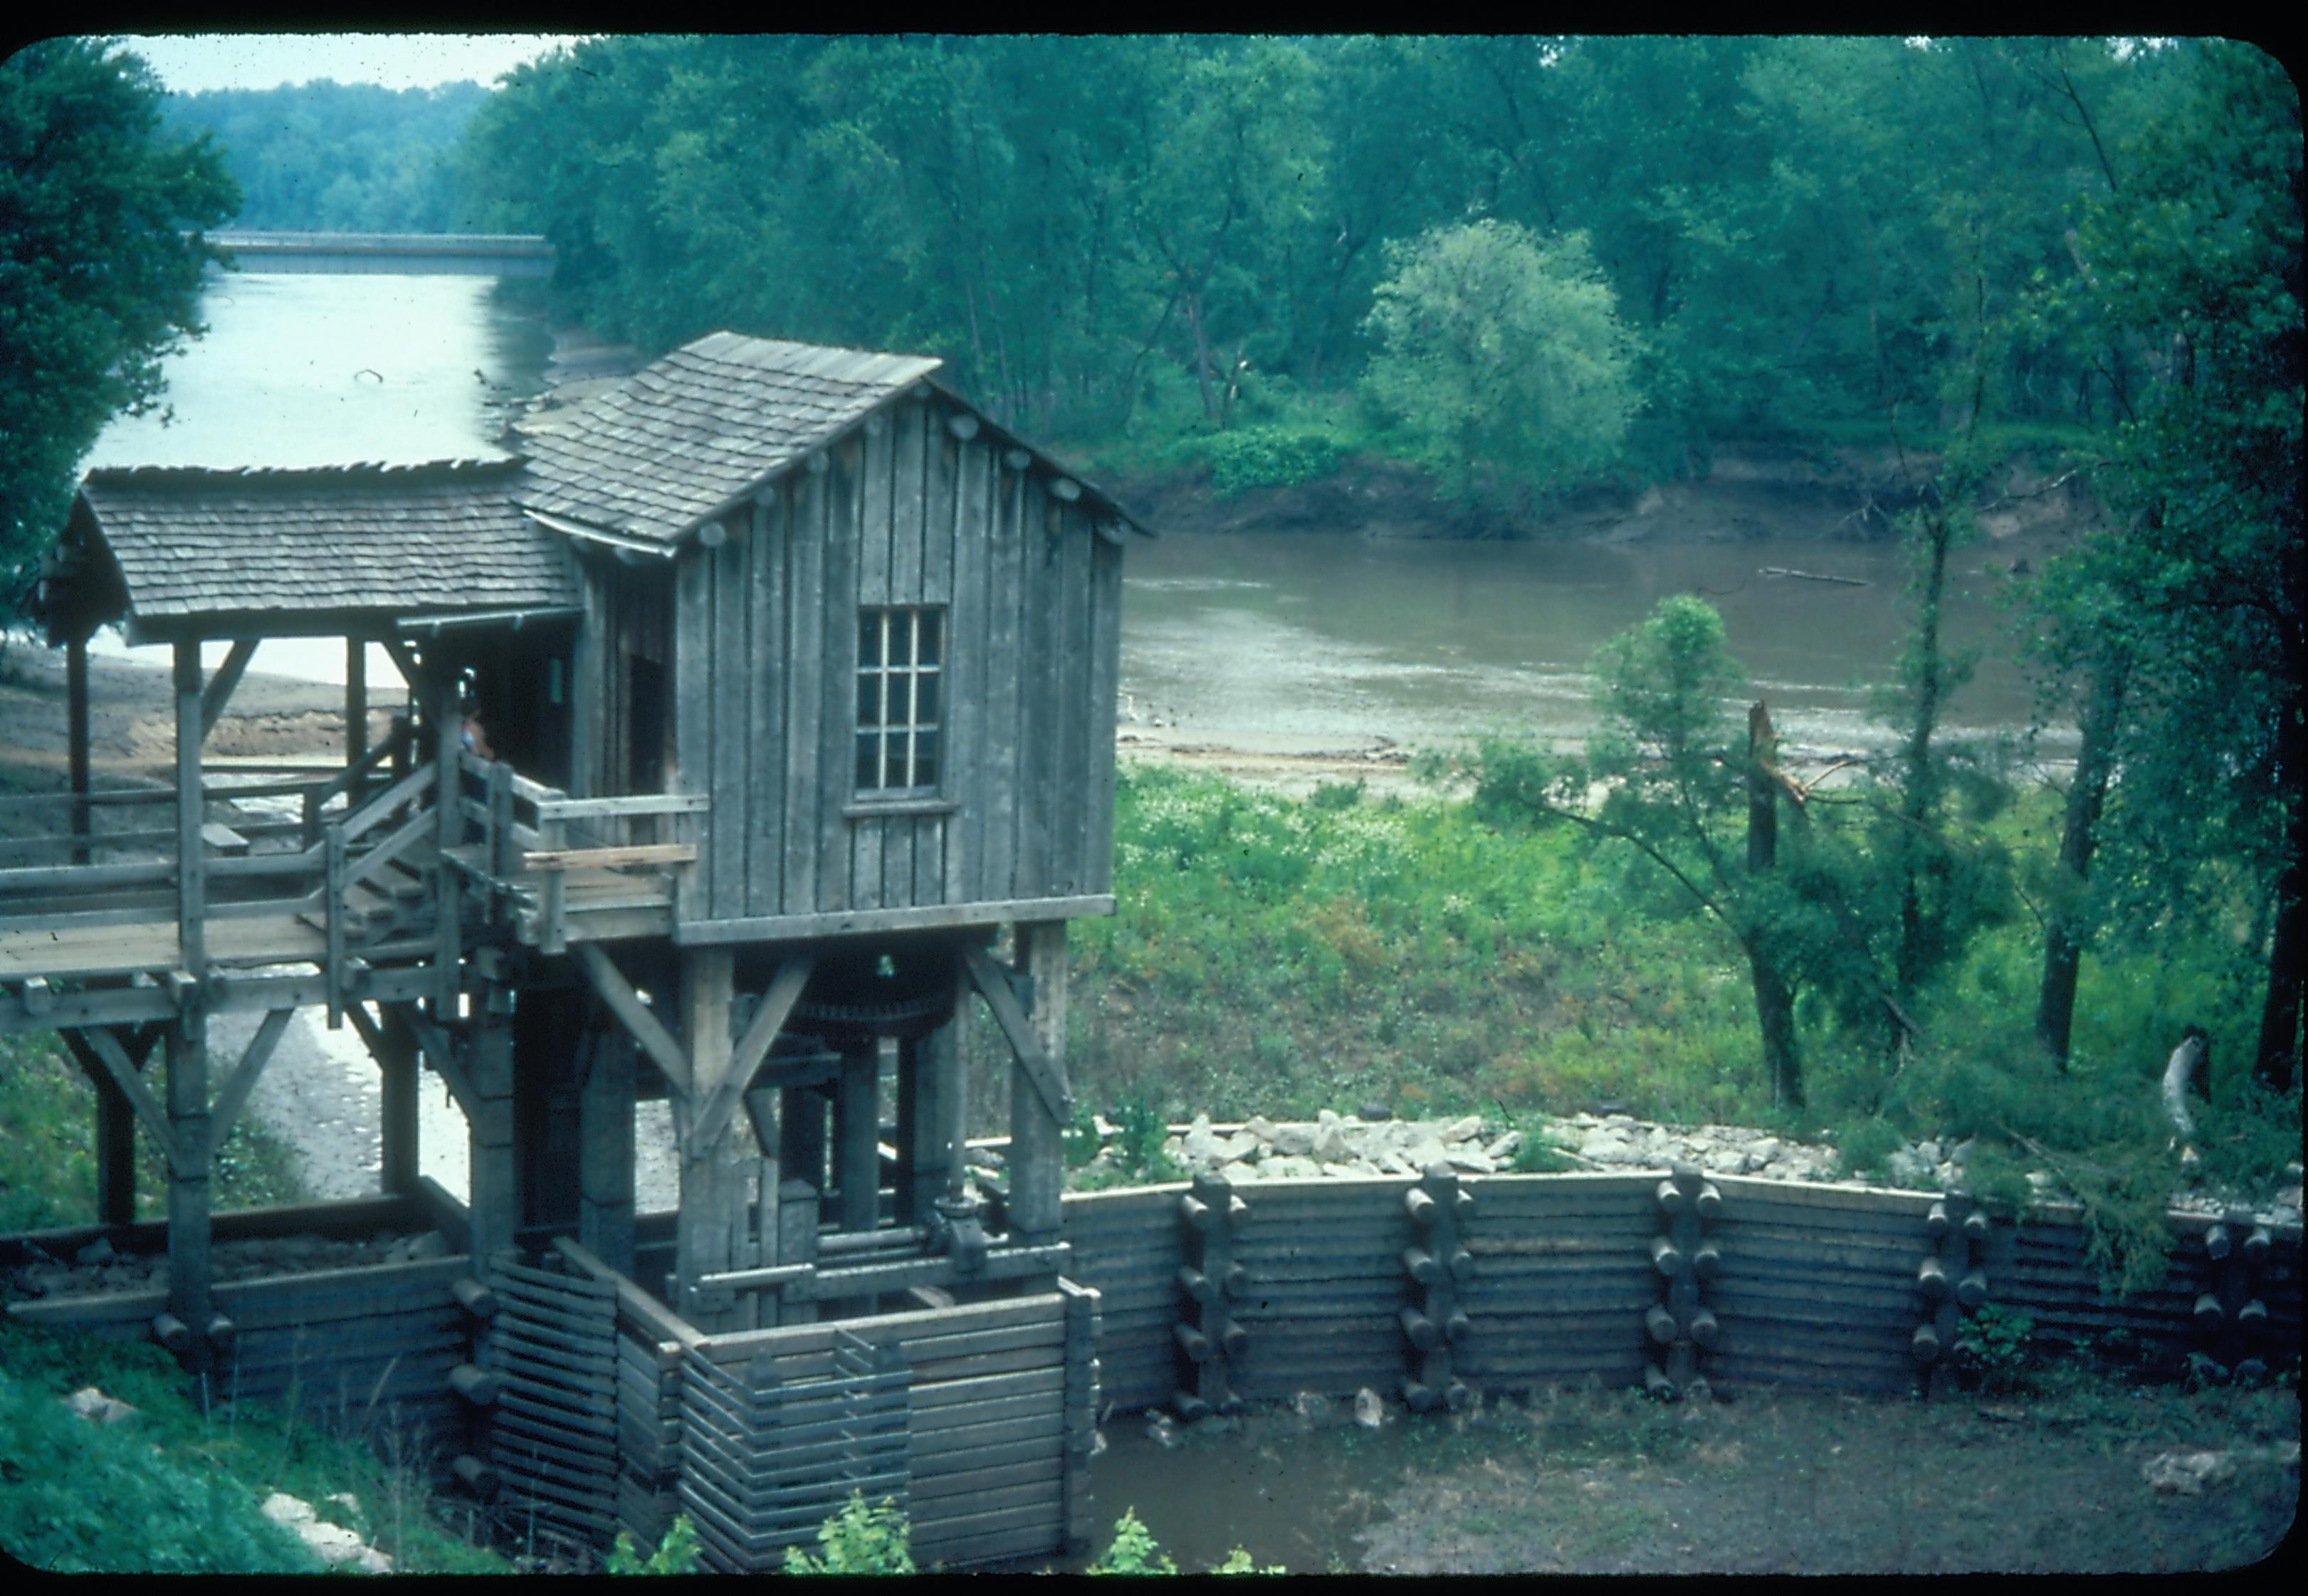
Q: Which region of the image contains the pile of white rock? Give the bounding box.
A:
[1098,1108,1848,1187]
[1052,1108,2303,1227]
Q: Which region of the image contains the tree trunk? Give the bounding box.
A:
[2254,565,2306,1093]
[2037,652,2129,1066]
[1184,284,1218,420]
[1747,700,1802,1106]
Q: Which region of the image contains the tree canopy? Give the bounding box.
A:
[0,38,236,619]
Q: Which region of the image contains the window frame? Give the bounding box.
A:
[851,603,949,806]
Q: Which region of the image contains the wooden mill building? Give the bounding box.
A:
[4,331,1147,1566]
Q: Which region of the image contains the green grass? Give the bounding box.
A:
[1056,762,2299,1288]
[0,1316,508,1574]
[1,1031,311,1232]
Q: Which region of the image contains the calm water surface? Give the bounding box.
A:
[84,271,2047,757]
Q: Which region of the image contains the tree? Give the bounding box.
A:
[2020,41,2302,1089]
[1454,597,1810,1106]
[1,38,236,616]
[1362,219,1641,508]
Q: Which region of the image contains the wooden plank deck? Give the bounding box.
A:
[0,909,330,982]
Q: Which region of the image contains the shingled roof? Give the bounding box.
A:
[516,330,1146,546]
[67,459,580,640]
[515,332,942,545]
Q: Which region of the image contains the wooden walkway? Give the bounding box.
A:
[0,910,329,982]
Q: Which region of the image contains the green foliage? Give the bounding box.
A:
[0,1031,311,1227]
[0,1318,505,1575]
[1202,423,1347,495]
[1833,1118,1904,1181]
[785,1492,914,1575]
[1954,1306,2036,1398]
[1509,1128,1583,1175]
[1212,1545,1287,1574]
[607,1514,702,1575]
[1088,1508,1178,1575]
[0,38,237,619]
[451,38,2203,489]
[1363,221,1641,503]
[159,80,489,232]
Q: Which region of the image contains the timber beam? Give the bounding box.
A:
[0,964,441,1033]
[962,943,1071,1121]
[573,945,691,1097]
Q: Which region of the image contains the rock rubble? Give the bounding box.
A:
[1056,1108,2304,1229]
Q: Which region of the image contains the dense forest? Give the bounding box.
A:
[456,37,2224,473]
[158,79,488,233]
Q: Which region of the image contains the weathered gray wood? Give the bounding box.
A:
[579,1029,638,1275]
[1009,923,1069,1246]
[464,1001,518,1266]
[744,490,786,920]
[676,947,738,1323]
[710,534,750,920]
[815,439,860,915]
[573,945,691,1098]
[203,1005,293,1156]
[835,1046,881,1234]
[962,943,1071,1125]
[1084,536,1123,895]
[1050,501,1091,896]
[676,894,1113,947]
[173,641,206,972]
[198,638,260,742]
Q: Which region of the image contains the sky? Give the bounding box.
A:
[109,32,582,93]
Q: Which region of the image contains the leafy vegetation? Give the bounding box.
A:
[1055,758,2298,1288]
[785,1492,914,1575]
[606,1514,702,1574]
[1,38,236,621]
[0,1317,507,1575]
[159,80,490,233]
[1,1031,310,1230]
[451,38,2236,483]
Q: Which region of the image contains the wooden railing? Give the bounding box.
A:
[321,758,442,1025]
[301,716,414,849]
[451,753,704,952]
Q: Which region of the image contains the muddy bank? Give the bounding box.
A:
[1108,443,2104,549]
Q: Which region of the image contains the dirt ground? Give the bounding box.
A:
[1082,1377,2299,1576]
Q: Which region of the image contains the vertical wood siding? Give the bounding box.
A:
[666,396,1120,935]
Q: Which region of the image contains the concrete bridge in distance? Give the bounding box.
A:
[208,231,553,278]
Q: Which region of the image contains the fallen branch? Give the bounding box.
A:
[1759,566,1872,588]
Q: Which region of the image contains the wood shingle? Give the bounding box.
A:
[68,459,579,640]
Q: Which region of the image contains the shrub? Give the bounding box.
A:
[1089,1508,1177,1575]
[1203,423,1346,495]
[785,1493,913,1575]
[607,1514,701,1575]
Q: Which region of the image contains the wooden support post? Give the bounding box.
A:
[174,641,206,973]
[579,1027,637,1276]
[782,1085,827,1196]
[345,637,368,770]
[1011,922,1069,1245]
[900,1024,956,1225]
[465,985,518,1268]
[675,948,735,1328]
[372,1003,420,1197]
[165,995,212,1378]
[66,632,90,866]
[775,1177,819,1325]
[835,1044,882,1234]
[93,1024,158,1225]
[431,663,462,1011]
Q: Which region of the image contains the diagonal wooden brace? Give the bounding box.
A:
[575,944,692,1098]
[962,944,1071,1121]
[199,639,260,742]
[63,1026,185,1177]
[693,955,814,1150]
[203,1007,293,1160]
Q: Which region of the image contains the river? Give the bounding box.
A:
[88,271,2055,762]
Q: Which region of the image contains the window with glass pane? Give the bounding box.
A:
[856,606,944,793]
